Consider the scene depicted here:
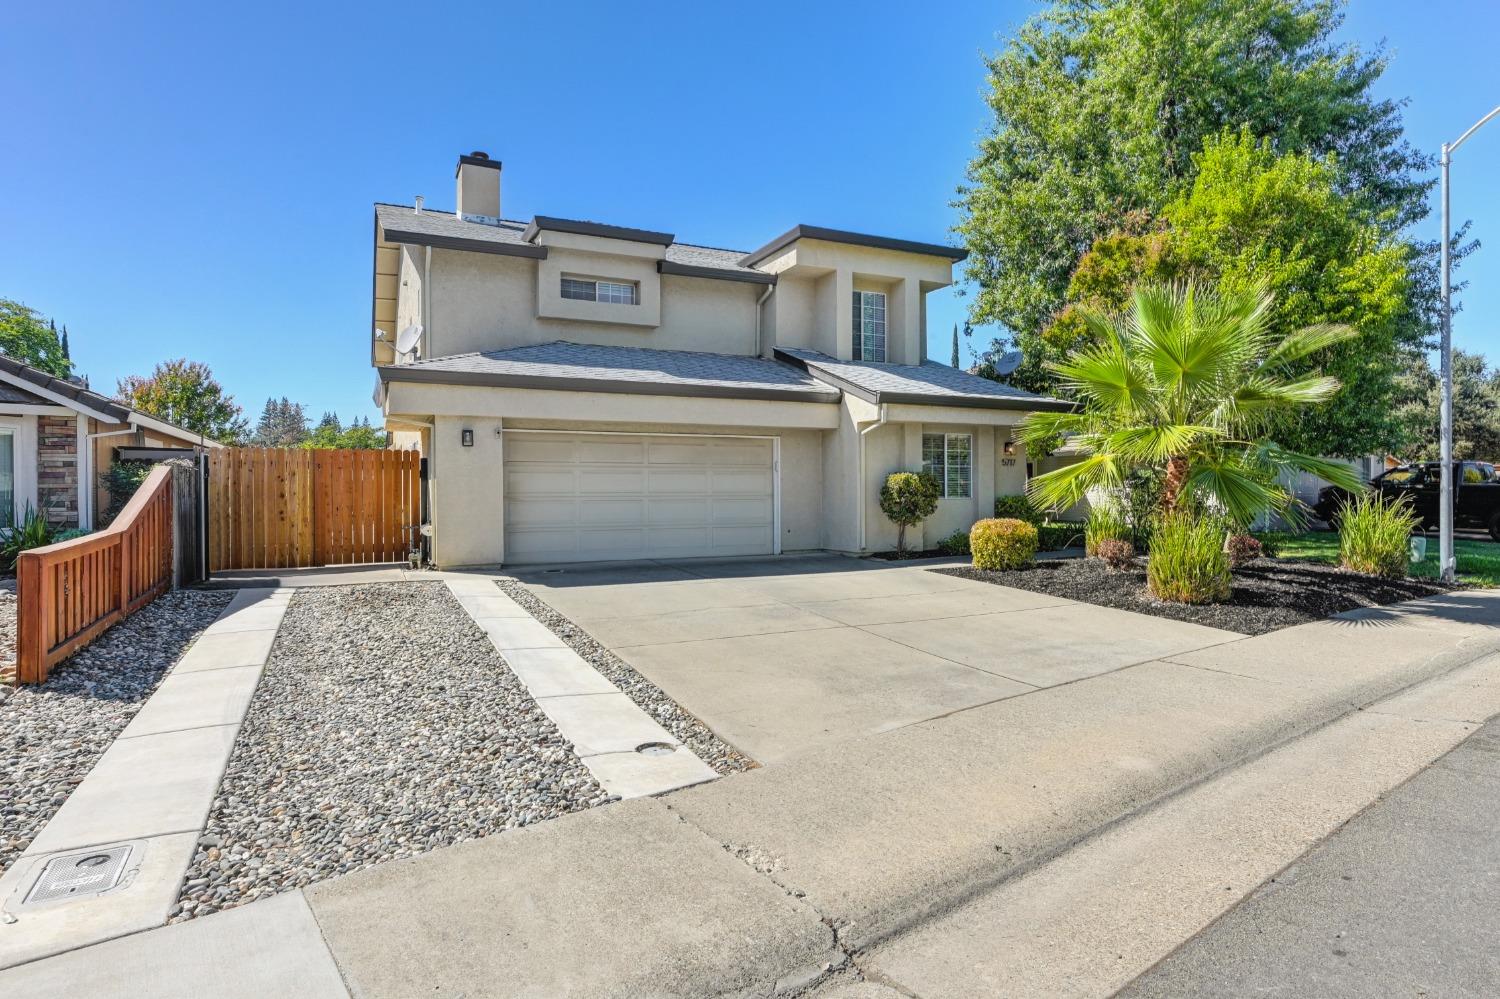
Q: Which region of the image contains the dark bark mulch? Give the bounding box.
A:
[934,557,1455,636]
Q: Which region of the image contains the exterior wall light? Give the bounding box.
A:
[461,428,474,447]
[1003,440,1015,456]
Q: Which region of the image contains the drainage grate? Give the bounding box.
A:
[22,845,135,906]
[634,742,676,757]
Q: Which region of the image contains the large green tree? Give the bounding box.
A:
[303,412,387,450]
[958,0,1433,393]
[1041,132,1415,455]
[1394,350,1500,462]
[116,359,248,445]
[0,300,73,378]
[251,397,309,447]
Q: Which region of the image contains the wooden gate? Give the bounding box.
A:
[208,448,421,571]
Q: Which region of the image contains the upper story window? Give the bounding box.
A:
[922,433,972,498]
[561,276,638,305]
[852,290,887,362]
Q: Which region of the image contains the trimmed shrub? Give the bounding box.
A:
[879,471,941,555]
[936,529,971,556]
[1,504,56,571]
[1147,513,1231,604]
[100,460,153,527]
[1097,538,1135,569]
[1338,493,1420,579]
[1084,504,1130,556]
[1252,531,1289,558]
[970,517,1039,570]
[1037,521,1085,551]
[994,494,1043,527]
[1225,533,1263,567]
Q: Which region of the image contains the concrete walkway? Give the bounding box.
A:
[2,586,1496,996]
[0,589,291,969]
[514,555,1239,763]
[443,576,716,799]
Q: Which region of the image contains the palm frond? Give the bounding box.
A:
[1025,453,1123,513]
[1103,424,1225,462]
[1245,442,1364,492]
[1184,458,1288,528]
[1262,323,1361,366]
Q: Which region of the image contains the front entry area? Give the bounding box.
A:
[502,431,778,564]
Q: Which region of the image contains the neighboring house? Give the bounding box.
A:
[371,152,1068,567]
[0,355,221,530]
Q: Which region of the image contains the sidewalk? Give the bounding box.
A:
[3,589,1498,997]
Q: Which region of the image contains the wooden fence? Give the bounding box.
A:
[208,448,421,571]
[16,465,175,685]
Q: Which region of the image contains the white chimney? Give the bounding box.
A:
[456,151,501,224]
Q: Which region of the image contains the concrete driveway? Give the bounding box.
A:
[514,555,1239,764]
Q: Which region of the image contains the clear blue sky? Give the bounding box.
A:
[3,0,1496,426]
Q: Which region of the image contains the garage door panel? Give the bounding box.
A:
[506,467,577,495]
[576,438,648,463]
[648,468,711,494]
[504,432,776,564]
[578,497,647,526]
[506,437,575,463]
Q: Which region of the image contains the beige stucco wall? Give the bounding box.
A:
[402,248,763,359]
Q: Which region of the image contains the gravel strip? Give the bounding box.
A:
[937,556,1454,635]
[0,585,17,689]
[174,582,611,922]
[497,578,756,774]
[0,590,232,873]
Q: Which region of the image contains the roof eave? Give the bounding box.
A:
[378,364,841,405]
[657,260,776,285]
[380,226,549,259]
[741,224,970,268]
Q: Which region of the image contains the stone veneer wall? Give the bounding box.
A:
[37,414,79,528]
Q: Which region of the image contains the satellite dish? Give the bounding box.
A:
[994,349,1024,377]
[395,324,423,357]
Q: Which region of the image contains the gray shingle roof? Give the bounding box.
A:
[0,354,130,421]
[775,347,1071,412]
[375,204,767,279]
[380,341,841,403]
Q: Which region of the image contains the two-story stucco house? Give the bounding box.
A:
[371,152,1067,567]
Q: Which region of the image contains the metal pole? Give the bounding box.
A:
[1440,143,1455,583]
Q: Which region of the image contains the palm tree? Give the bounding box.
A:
[1020,282,1363,526]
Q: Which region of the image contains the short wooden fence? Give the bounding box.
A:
[16,465,175,685]
[208,448,421,571]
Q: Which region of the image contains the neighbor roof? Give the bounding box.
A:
[0,354,130,422]
[774,347,1071,411]
[379,341,842,404]
[374,204,772,282]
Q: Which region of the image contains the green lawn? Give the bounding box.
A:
[1263,531,1500,588]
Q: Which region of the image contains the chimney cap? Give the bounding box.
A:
[456,151,502,175]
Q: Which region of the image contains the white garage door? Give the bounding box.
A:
[503,432,777,564]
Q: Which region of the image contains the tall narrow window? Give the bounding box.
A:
[0,430,14,525]
[852,290,887,362]
[921,432,972,498]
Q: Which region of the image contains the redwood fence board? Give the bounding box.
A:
[208,447,419,571]
[16,464,175,685]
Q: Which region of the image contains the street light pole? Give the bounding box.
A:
[1438,105,1500,585]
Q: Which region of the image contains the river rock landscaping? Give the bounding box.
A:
[173,582,612,922]
[0,589,232,873]
[496,578,754,775]
[937,556,1454,636]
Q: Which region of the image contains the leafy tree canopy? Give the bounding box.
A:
[0,299,73,378]
[1041,131,1416,455]
[303,412,387,450]
[958,0,1434,398]
[1394,350,1500,462]
[116,359,249,445]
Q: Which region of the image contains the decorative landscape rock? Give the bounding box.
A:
[0,590,231,873]
[496,579,756,775]
[173,582,612,922]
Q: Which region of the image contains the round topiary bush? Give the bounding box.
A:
[1096,538,1135,569]
[970,517,1039,570]
[879,471,941,555]
[993,494,1043,527]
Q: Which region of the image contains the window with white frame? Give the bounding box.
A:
[922,432,972,498]
[851,290,887,362]
[561,276,638,305]
[0,428,14,524]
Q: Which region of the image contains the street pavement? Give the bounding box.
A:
[1121,716,1500,998]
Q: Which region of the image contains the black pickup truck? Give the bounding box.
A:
[1314,461,1500,539]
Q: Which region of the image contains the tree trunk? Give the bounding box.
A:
[896,523,907,557]
[1162,456,1190,513]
